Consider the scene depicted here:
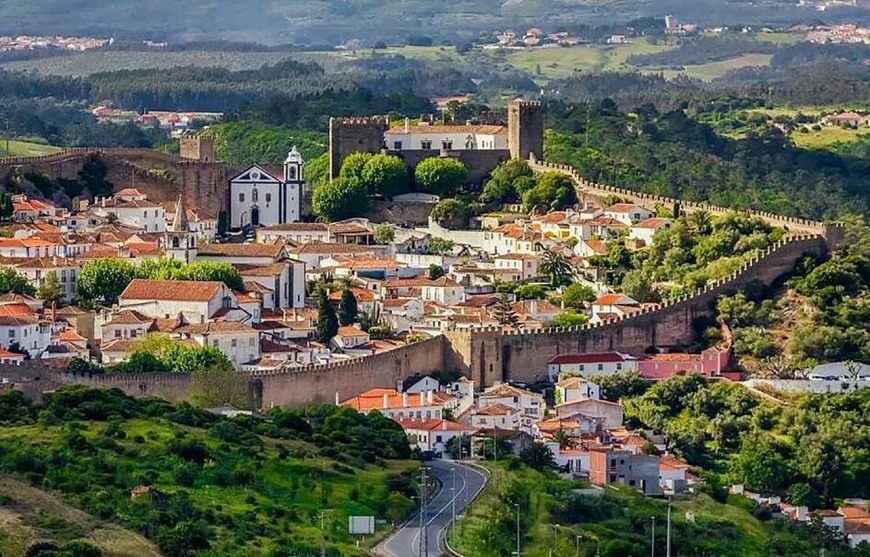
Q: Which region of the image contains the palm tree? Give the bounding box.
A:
[687,210,712,235]
[552,426,577,450]
[539,249,575,287]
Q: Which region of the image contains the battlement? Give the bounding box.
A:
[510,99,543,107]
[330,116,389,126]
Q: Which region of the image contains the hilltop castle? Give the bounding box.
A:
[328,98,544,183]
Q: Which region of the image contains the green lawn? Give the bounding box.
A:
[792,127,870,149]
[679,53,774,81]
[0,139,62,157]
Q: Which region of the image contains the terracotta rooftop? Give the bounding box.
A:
[395,418,477,432]
[385,124,507,135]
[175,321,255,335]
[340,388,455,411]
[198,243,287,258]
[337,326,369,338]
[593,294,639,306]
[293,242,375,255]
[550,352,633,365]
[632,218,672,229]
[235,263,289,277]
[605,203,644,213]
[474,403,519,416]
[120,279,224,302]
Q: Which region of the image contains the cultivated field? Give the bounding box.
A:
[0,139,62,157]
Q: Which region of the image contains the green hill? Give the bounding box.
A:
[0,387,420,556]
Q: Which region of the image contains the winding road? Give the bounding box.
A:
[377,460,489,557]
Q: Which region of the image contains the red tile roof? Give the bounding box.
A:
[386,124,507,135]
[120,279,223,302]
[340,388,455,411]
[550,353,631,365]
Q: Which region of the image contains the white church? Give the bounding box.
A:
[229,147,304,229]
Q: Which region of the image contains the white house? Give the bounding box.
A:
[174,321,261,368]
[332,326,371,350]
[0,310,50,358]
[0,257,79,302]
[494,253,541,280]
[0,239,57,258]
[397,419,477,453]
[101,198,166,233]
[384,120,508,151]
[554,376,602,404]
[257,222,331,245]
[548,352,638,380]
[118,279,244,325]
[385,276,465,305]
[629,218,673,246]
[340,388,456,421]
[478,383,546,428]
[603,203,653,225]
[590,294,641,322]
[469,403,523,431]
[229,148,303,229]
[184,207,219,242]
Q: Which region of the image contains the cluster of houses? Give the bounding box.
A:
[340,373,694,497]
[488,28,582,48]
[0,34,108,52]
[731,485,870,548]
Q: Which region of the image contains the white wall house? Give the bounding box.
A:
[384,121,509,151]
[229,148,303,229]
[257,223,331,245]
[603,203,653,225]
[174,321,261,368]
[118,279,242,325]
[548,353,638,380]
[341,388,456,421]
[629,218,673,246]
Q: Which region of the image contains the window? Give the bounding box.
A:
[265,193,272,203]
[60,270,66,282]
[288,166,297,180]
[442,140,453,150]
[597,363,604,371]
[239,192,245,202]
[616,363,622,371]
[393,141,403,150]
[143,211,147,218]
[249,337,254,346]
[7,330,14,339]
[130,330,138,338]
[252,188,258,202]
[579,364,584,371]
[114,330,121,338]
[231,339,237,348]
[421,139,432,149]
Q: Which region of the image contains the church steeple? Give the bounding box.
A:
[165,194,196,263]
[284,146,304,183]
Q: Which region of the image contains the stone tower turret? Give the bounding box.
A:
[328,116,388,180]
[180,134,215,162]
[508,99,544,161]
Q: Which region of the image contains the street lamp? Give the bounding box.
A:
[450,467,456,543]
[514,503,521,556]
[651,516,656,557]
[576,534,582,557]
[552,524,559,553]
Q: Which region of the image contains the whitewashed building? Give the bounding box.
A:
[229,148,304,229]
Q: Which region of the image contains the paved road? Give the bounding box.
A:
[378,460,488,557]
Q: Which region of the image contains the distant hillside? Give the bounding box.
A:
[0,0,865,45]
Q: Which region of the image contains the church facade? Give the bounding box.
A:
[229,147,304,230]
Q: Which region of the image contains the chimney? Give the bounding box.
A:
[404,117,410,133]
[419,391,425,406]
[52,255,57,266]
[50,301,56,323]
[427,390,434,404]
[382,393,389,409]
[402,392,409,407]
[334,392,339,405]
[441,420,448,430]
[531,300,538,314]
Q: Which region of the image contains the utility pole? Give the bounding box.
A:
[320,511,326,557]
[514,503,521,556]
[493,426,497,462]
[651,516,656,557]
[451,466,456,543]
[576,535,581,557]
[666,500,672,557]
[419,466,428,557]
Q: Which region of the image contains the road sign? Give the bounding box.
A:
[348,516,375,535]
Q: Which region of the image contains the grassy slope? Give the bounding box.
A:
[0,139,62,157]
[0,417,418,556]
[0,477,161,557]
[453,463,800,557]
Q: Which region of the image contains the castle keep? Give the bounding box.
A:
[328,99,544,183]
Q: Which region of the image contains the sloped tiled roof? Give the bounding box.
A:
[120,279,223,302]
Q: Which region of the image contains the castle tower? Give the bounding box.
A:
[283,146,304,223]
[328,116,388,180]
[179,134,215,162]
[508,99,544,161]
[165,195,197,263]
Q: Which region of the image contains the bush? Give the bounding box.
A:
[312,177,370,221]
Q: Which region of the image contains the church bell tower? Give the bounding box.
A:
[165,195,197,263]
[282,146,304,223]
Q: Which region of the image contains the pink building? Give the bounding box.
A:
[637,348,731,380]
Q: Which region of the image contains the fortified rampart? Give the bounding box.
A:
[445,234,828,385]
[0,148,236,215]
[0,155,845,409]
[529,159,838,246]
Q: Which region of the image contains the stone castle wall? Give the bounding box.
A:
[0,148,236,216]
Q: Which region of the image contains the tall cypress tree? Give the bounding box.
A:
[338,286,359,326]
[316,289,339,344]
